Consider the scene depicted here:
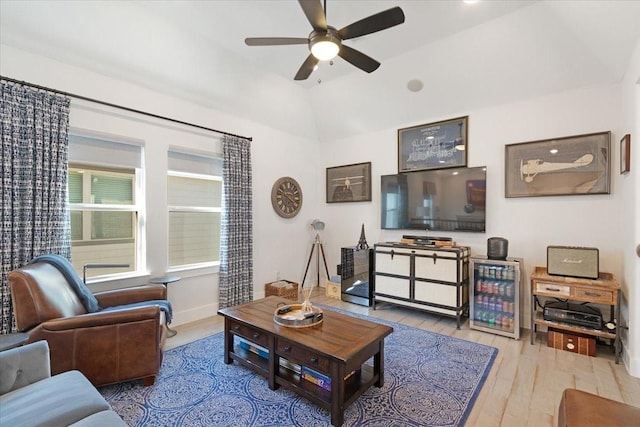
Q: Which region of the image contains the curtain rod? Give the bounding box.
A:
[1,76,252,142]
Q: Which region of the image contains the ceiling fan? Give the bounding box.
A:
[244,0,405,80]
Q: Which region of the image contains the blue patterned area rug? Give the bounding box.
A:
[100,307,497,426]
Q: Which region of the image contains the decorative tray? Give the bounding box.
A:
[273,304,323,328]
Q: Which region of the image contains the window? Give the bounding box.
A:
[168,150,222,268]
[68,135,143,279]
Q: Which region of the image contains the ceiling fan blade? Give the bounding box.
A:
[298,0,327,31]
[338,45,380,73]
[338,7,405,40]
[245,37,309,46]
[294,54,319,80]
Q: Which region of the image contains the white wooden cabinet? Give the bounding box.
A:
[373,243,470,328]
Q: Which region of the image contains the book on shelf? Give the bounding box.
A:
[237,338,269,359]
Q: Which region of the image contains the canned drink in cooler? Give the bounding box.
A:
[506,283,513,298]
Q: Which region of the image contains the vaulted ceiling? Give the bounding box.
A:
[2,1,639,143]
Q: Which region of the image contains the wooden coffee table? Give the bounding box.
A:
[218,296,393,426]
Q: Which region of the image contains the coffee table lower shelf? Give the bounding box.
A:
[229,344,376,415]
[276,364,375,411]
[229,346,270,377]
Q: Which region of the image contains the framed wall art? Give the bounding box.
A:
[620,134,630,174]
[326,162,371,203]
[398,116,468,172]
[505,131,611,198]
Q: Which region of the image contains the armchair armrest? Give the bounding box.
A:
[0,340,51,395]
[95,284,167,307]
[42,306,162,331]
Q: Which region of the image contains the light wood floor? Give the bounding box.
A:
[165,288,640,427]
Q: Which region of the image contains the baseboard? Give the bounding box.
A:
[623,346,640,378]
[171,303,218,327]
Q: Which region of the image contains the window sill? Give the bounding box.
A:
[84,264,220,291]
[167,263,220,279]
[86,270,149,285]
[85,271,152,292]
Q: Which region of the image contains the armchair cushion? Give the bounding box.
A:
[0,340,50,394]
[95,284,172,323]
[38,305,163,330]
[101,300,173,324]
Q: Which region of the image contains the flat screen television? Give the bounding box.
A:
[381,166,486,232]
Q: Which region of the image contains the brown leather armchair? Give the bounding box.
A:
[8,260,168,387]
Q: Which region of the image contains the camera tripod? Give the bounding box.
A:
[302,233,330,289]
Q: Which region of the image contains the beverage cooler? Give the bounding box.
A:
[470,256,523,339]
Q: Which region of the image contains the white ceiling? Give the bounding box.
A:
[2,1,640,143]
[136,0,537,87]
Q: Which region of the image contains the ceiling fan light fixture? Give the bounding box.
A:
[310,29,341,61]
[311,40,339,60]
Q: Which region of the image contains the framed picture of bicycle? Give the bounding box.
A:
[504,131,611,198]
[326,162,372,203]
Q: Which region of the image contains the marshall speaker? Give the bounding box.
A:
[547,246,599,279]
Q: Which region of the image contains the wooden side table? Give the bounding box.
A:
[530,266,621,362]
[150,275,181,337]
[0,332,29,352]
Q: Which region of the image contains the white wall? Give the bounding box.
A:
[320,84,624,279]
[318,83,638,375]
[619,39,640,377]
[1,45,320,325]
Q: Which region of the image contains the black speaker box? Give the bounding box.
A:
[487,237,508,260]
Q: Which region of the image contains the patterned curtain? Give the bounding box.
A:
[0,81,71,333]
[218,135,253,308]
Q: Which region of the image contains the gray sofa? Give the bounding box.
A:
[0,340,127,426]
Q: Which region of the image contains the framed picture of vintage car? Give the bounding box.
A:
[326,162,372,203]
[505,131,610,198]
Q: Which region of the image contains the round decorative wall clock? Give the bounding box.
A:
[271,177,303,218]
